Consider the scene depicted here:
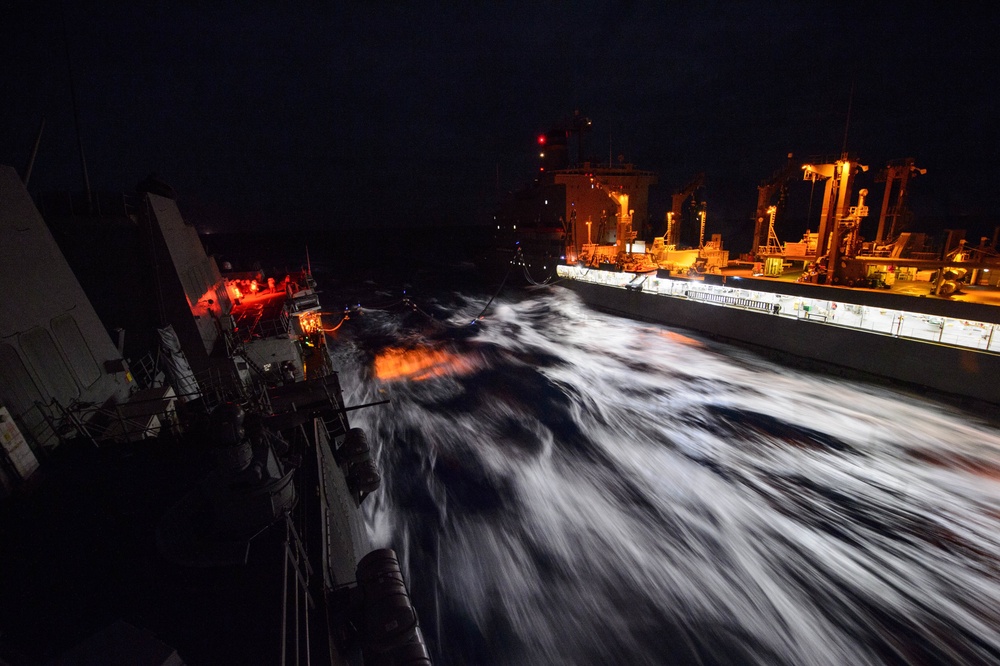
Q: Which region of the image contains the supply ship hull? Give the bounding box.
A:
[558,266,1000,407]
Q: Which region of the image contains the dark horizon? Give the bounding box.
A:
[2,3,998,237]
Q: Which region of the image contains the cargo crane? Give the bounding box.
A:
[762,206,781,254]
[801,156,868,261]
[667,173,704,248]
[828,188,870,283]
[798,156,869,285]
[573,176,657,272]
[752,154,798,257]
[562,209,578,261]
[874,158,926,244]
[590,178,640,262]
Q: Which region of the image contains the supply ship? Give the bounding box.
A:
[490,112,658,285]
[499,120,1000,407]
[0,165,430,664]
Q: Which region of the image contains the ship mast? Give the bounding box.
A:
[61,4,92,211]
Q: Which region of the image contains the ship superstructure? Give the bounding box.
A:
[0,166,133,464]
[492,116,657,283]
[0,166,431,664]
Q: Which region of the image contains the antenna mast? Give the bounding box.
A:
[23,118,45,187]
[61,3,92,211]
[841,81,855,155]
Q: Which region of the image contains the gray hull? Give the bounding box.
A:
[562,279,1000,407]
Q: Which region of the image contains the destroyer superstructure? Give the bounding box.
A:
[0,167,430,664]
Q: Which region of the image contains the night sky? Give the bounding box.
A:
[2,2,998,238]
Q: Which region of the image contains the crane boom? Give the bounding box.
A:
[668,173,704,247]
[590,178,635,255]
[874,158,926,244]
[752,154,797,256]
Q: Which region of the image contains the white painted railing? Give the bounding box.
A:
[557,265,1000,353]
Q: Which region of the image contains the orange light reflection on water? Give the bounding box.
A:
[657,330,704,347]
[374,347,475,381]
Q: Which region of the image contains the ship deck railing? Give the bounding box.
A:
[36,385,181,448]
[558,265,1000,355]
[228,288,293,344]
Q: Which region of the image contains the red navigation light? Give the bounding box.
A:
[537,135,546,145]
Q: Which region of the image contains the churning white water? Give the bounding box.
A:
[331,287,1000,666]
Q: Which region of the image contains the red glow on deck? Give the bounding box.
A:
[189,285,221,316]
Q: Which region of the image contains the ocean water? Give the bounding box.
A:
[323,275,1000,666]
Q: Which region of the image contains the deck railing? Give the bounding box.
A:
[558,265,1000,354]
